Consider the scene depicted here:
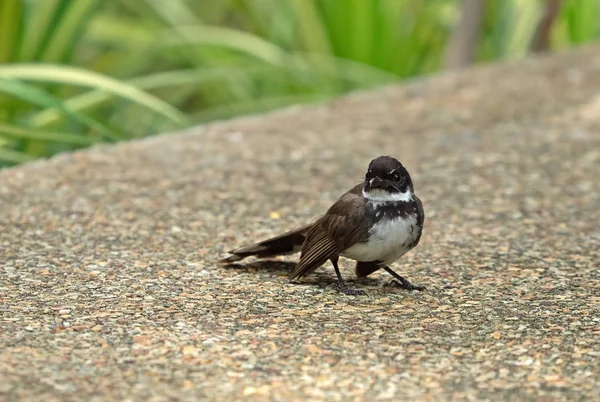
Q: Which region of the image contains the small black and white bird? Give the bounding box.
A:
[220,156,425,295]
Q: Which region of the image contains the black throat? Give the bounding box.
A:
[365,198,420,225]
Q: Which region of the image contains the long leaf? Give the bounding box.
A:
[0,147,35,164]
[30,55,399,128]
[30,67,266,126]
[0,78,121,141]
[41,0,102,63]
[0,0,23,63]
[17,0,61,61]
[161,25,289,67]
[0,122,100,145]
[289,0,332,54]
[0,64,187,125]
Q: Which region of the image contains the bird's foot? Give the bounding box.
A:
[385,278,426,291]
[333,282,366,296]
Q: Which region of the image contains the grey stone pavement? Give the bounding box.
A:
[1,45,600,401]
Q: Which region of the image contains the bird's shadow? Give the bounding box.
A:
[221,259,296,276]
[221,259,380,288]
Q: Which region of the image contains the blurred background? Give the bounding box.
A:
[0,0,597,167]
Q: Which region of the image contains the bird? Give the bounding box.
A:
[219,156,425,295]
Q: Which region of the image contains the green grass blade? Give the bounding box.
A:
[0,64,187,125]
[28,67,269,127]
[143,0,201,26]
[0,146,35,164]
[505,0,541,58]
[85,13,155,44]
[29,53,399,128]
[290,52,399,85]
[0,0,23,63]
[288,0,339,92]
[17,0,61,61]
[289,0,331,53]
[566,0,598,44]
[0,122,101,145]
[41,0,102,63]
[348,0,375,64]
[162,25,289,67]
[0,77,122,141]
[317,0,348,57]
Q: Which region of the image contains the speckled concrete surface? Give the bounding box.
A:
[2,46,600,401]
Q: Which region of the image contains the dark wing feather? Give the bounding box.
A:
[289,223,337,280]
[290,183,367,280]
[320,184,367,251]
[408,195,425,248]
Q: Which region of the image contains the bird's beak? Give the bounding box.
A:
[369,177,385,189]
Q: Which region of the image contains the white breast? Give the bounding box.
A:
[341,215,419,265]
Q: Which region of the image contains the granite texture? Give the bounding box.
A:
[1,45,600,401]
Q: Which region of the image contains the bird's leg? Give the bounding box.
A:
[331,256,365,296]
[383,266,426,291]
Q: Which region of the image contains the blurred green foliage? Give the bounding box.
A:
[0,0,599,166]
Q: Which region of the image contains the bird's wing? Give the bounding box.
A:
[407,195,425,248]
[320,184,367,251]
[290,183,367,280]
[289,222,337,280]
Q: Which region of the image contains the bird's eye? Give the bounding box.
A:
[392,173,401,181]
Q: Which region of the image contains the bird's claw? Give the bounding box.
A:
[333,282,366,296]
[385,279,426,291]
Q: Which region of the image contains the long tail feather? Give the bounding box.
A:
[219,222,314,263]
